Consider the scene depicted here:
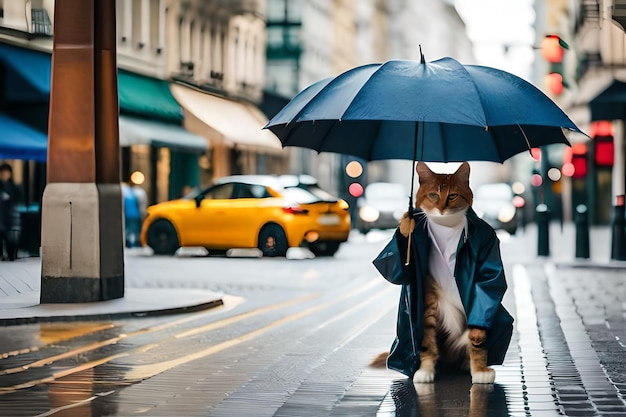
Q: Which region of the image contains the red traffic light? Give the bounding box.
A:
[348,182,364,198]
[595,137,614,167]
[567,143,588,179]
[541,35,567,63]
[545,72,564,95]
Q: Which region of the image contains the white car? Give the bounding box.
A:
[356,182,409,234]
[472,183,518,234]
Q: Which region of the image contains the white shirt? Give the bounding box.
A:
[426,211,467,314]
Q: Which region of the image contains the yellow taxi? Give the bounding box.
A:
[140,175,351,257]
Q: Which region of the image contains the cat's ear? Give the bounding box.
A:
[416,162,434,183]
[454,162,471,182]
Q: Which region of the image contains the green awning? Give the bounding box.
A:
[118,70,183,124]
[119,115,207,152]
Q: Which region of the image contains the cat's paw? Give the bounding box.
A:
[413,369,435,383]
[414,382,435,397]
[399,212,415,237]
[468,327,487,346]
[471,368,495,384]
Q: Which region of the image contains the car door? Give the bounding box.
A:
[222,183,273,248]
[180,183,234,247]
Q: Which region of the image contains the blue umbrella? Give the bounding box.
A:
[265,53,583,163]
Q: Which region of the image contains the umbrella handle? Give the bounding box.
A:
[403,205,414,266]
[405,228,412,266]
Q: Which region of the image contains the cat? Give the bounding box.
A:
[371,161,508,385]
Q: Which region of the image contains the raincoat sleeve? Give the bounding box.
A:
[372,229,415,285]
[466,230,508,329]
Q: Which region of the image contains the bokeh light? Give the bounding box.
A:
[345,161,363,178]
[512,181,525,195]
[562,162,575,177]
[130,171,145,185]
[547,167,562,182]
[348,182,364,197]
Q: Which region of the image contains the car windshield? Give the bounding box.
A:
[365,183,406,200]
[297,185,337,202]
[281,187,327,204]
[475,183,513,200]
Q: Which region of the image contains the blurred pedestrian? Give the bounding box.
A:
[0,163,21,261]
[122,182,141,248]
[0,163,23,204]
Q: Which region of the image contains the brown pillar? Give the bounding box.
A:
[41,0,124,303]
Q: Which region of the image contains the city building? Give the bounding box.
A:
[544,0,626,226]
[0,0,287,209]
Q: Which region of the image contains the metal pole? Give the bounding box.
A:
[536,203,550,257]
[575,204,590,259]
[611,120,626,260]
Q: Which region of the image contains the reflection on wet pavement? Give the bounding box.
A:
[378,377,508,417]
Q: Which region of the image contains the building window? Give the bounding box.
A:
[31,8,52,36]
[150,0,161,52]
[267,0,285,21]
[132,0,143,48]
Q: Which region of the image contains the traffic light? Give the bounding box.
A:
[590,120,614,167]
[345,160,365,197]
[541,35,569,96]
[565,143,588,180]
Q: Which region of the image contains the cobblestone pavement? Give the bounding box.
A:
[0,224,626,416]
[501,223,626,416]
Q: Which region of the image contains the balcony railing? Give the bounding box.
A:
[575,0,600,33]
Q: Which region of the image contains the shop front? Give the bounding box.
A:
[170,83,287,186]
[117,70,208,203]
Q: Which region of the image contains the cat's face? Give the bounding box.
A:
[415,162,472,217]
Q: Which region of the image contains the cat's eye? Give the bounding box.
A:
[448,193,458,200]
[427,193,439,200]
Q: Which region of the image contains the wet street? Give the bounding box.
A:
[1,224,626,416]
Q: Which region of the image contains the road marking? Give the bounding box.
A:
[0,294,311,377]
[174,278,382,339]
[0,323,116,360]
[33,390,116,417]
[0,277,386,394]
[123,283,395,382]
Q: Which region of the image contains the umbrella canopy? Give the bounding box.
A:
[265,56,583,163]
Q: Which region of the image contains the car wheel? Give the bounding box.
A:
[309,240,340,257]
[258,224,288,257]
[146,219,180,255]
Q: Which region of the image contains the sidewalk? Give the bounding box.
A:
[500,222,626,415]
[0,249,224,325]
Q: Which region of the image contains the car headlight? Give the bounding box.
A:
[359,206,380,222]
[497,205,516,223]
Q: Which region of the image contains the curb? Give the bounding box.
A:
[554,260,626,270]
[0,288,225,326]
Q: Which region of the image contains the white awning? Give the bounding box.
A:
[119,115,208,152]
[170,84,283,153]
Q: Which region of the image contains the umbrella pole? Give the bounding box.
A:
[405,161,415,266]
[405,121,420,266]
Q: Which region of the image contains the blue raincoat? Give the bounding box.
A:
[373,208,514,378]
